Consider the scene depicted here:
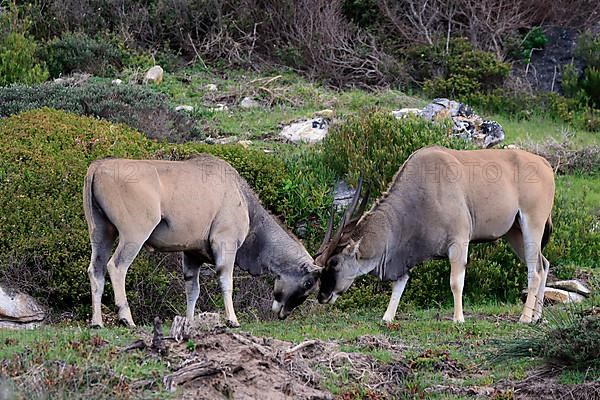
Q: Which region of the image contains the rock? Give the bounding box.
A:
[238,140,252,148]
[175,105,194,112]
[144,65,164,84]
[547,280,591,297]
[391,108,421,118]
[205,83,218,92]
[314,109,334,119]
[209,104,229,112]
[333,180,358,210]
[393,98,504,148]
[521,287,585,304]
[112,79,122,86]
[0,285,46,329]
[280,118,329,143]
[240,97,261,108]
[53,78,65,84]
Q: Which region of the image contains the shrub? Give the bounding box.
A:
[493,305,600,375]
[0,31,48,86]
[407,38,511,99]
[0,81,200,142]
[42,32,127,78]
[520,26,549,64]
[322,109,468,196]
[0,108,312,322]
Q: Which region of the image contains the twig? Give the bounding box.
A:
[285,340,319,355]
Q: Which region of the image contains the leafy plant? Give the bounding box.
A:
[42,32,127,78]
[520,26,549,64]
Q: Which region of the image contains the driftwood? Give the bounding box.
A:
[163,361,221,392]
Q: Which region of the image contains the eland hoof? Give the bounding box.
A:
[90,323,103,329]
[119,318,136,328]
[226,320,240,328]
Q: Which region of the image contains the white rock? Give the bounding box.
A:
[280,118,329,143]
[193,312,222,331]
[0,285,46,329]
[391,108,421,118]
[144,65,164,84]
[209,104,229,112]
[240,96,261,108]
[53,78,65,84]
[206,83,218,92]
[112,79,122,85]
[175,105,194,112]
[238,140,252,148]
[547,280,591,297]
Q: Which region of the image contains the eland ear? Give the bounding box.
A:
[343,239,361,257]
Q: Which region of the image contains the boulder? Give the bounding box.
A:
[240,97,261,109]
[333,180,358,209]
[392,98,505,148]
[279,118,329,143]
[0,285,46,329]
[112,79,122,86]
[205,83,218,92]
[144,65,164,85]
[175,105,194,112]
[547,280,591,297]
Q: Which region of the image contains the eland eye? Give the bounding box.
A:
[303,279,314,289]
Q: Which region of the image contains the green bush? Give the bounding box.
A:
[0,31,48,86]
[42,32,127,78]
[520,27,549,64]
[0,81,200,142]
[407,38,510,99]
[322,109,468,196]
[0,108,306,322]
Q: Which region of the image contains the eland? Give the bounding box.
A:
[316,146,555,324]
[83,155,320,328]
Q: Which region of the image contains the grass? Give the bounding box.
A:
[492,114,600,147]
[0,325,171,399]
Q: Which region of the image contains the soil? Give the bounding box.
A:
[129,322,409,400]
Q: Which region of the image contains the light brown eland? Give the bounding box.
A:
[316,146,555,324]
[83,154,320,328]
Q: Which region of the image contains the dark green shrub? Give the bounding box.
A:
[0,81,200,142]
[42,32,127,78]
[520,27,549,64]
[0,1,48,86]
[575,30,600,69]
[561,63,582,99]
[581,67,600,107]
[406,38,510,99]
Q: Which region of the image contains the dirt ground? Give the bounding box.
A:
[128,316,409,399]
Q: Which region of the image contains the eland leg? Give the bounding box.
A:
[107,238,146,327]
[448,241,469,323]
[517,213,547,323]
[183,252,202,322]
[88,225,116,328]
[382,274,410,323]
[211,239,240,328]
